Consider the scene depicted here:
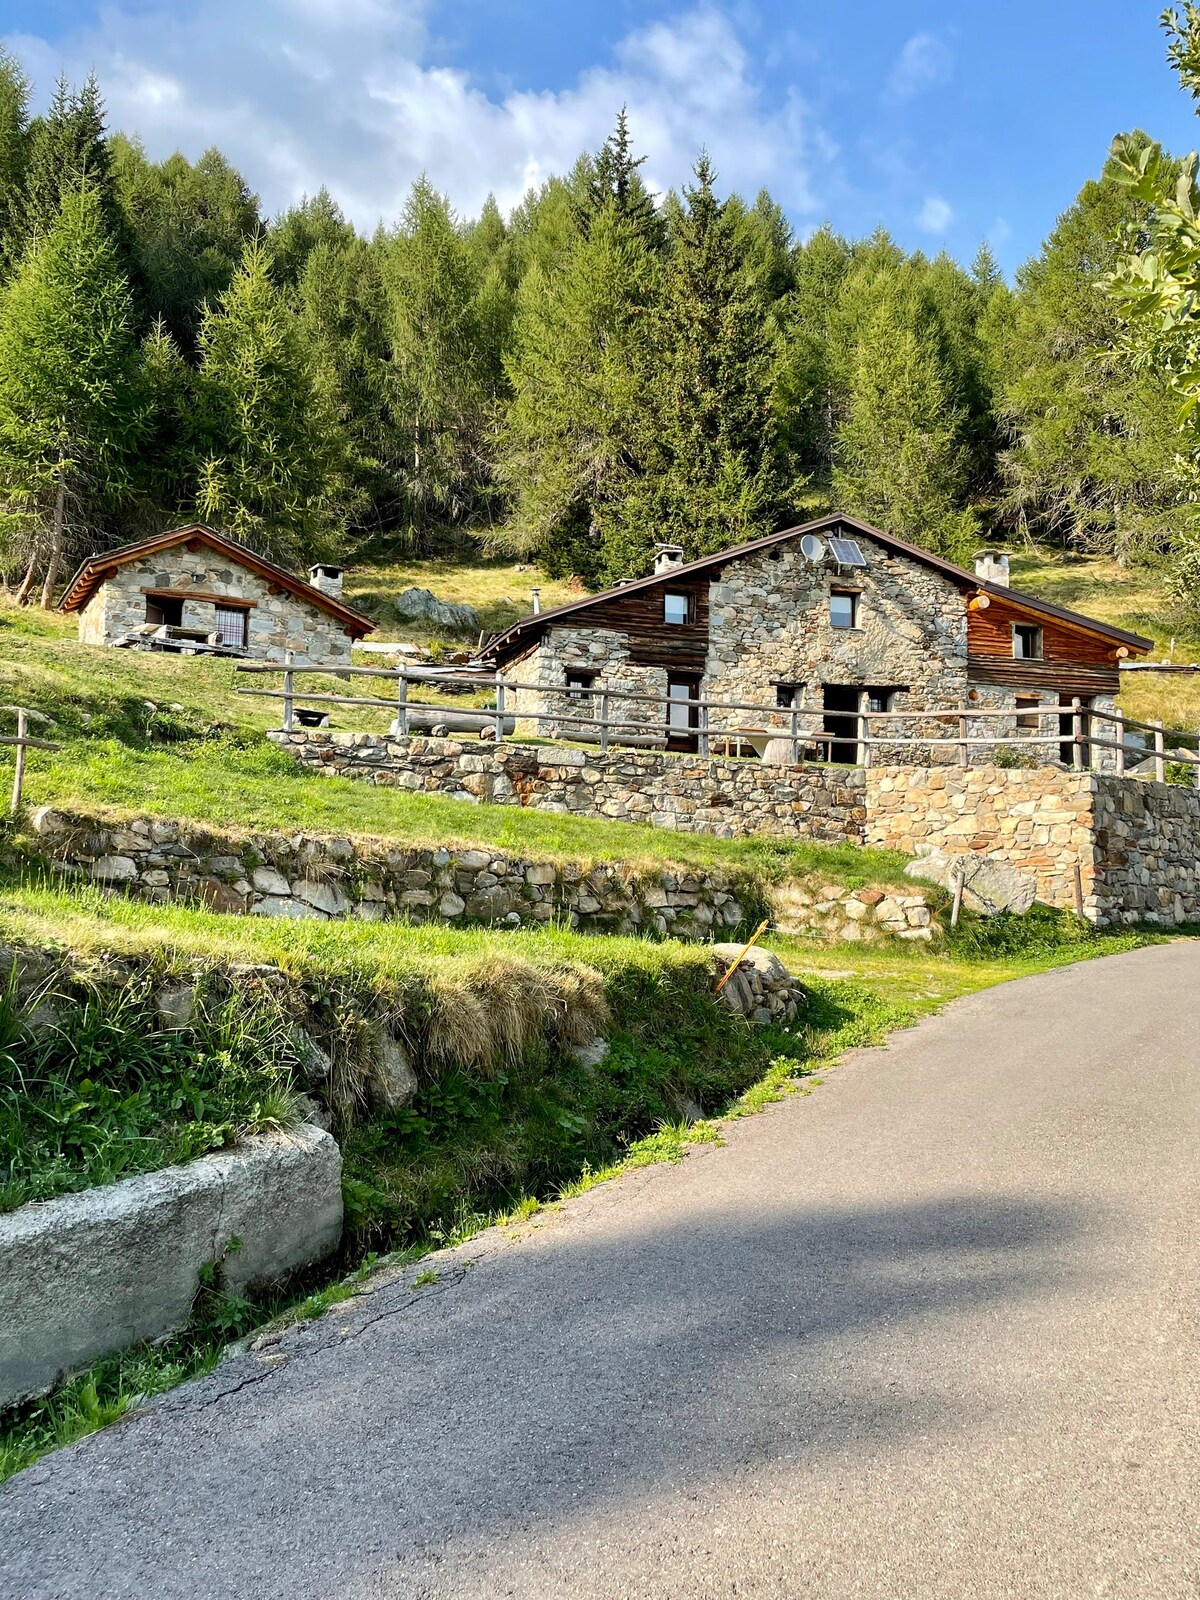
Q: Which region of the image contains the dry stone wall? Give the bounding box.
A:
[268,730,867,842]
[29,807,754,941]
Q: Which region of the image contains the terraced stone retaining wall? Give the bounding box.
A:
[29,807,755,940]
[267,729,867,842]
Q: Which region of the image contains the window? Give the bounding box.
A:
[565,668,597,703]
[145,595,183,628]
[1015,695,1040,734]
[866,688,897,715]
[829,590,859,630]
[663,592,692,625]
[775,683,800,710]
[213,603,249,649]
[1013,623,1043,660]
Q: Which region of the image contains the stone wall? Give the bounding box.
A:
[865,766,1200,925]
[268,730,868,842]
[76,548,354,667]
[30,807,756,941]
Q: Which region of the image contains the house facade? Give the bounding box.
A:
[58,525,374,668]
[481,515,1151,767]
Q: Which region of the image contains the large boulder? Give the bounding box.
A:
[393,587,480,635]
[904,846,1037,915]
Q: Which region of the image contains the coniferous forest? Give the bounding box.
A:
[0,37,1196,609]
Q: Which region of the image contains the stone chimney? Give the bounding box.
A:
[654,543,685,575]
[974,551,1010,588]
[308,562,345,600]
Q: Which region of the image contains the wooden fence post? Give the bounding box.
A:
[282,651,295,731]
[395,671,408,736]
[494,676,506,744]
[1072,698,1084,771]
[1154,720,1166,784]
[789,706,800,765]
[599,689,611,754]
[1115,709,1126,776]
[958,707,968,768]
[9,707,27,815]
[950,862,965,928]
[698,697,710,759]
[860,708,871,768]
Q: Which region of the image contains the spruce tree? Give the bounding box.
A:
[607,154,793,577]
[501,201,655,579]
[0,184,144,603]
[8,74,131,272]
[0,50,29,268]
[192,240,343,563]
[579,108,665,248]
[832,291,977,561]
[135,318,195,528]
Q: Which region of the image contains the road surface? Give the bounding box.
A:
[3,942,1199,1599]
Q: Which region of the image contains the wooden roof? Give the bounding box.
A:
[58,524,376,637]
[480,513,1153,666]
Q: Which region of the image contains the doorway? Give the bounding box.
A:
[1059,695,1093,768]
[665,676,700,752]
[822,684,860,765]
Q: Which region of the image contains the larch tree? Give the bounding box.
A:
[191,239,344,564]
[0,50,29,269]
[0,183,144,604]
[832,290,977,561]
[500,200,656,581]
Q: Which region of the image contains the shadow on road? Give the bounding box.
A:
[0,1189,1103,1599]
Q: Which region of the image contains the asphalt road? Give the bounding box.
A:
[3,942,1199,1600]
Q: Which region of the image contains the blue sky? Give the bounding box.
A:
[4,0,1198,274]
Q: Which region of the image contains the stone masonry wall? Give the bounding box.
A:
[76,550,353,667]
[30,807,754,941]
[865,766,1200,925]
[268,730,868,842]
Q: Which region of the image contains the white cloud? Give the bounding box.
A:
[887,31,953,103]
[917,195,952,233]
[7,2,834,228]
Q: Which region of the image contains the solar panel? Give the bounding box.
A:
[828,536,867,567]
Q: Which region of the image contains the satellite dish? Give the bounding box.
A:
[799,534,826,563]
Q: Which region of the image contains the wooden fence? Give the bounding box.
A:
[1,708,60,814]
[235,659,1200,785]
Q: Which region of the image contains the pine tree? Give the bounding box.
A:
[832,291,977,561]
[773,223,852,482]
[608,153,794,577]
[267,188,354,289]
[192,240,343,562]
[0,184,144,603]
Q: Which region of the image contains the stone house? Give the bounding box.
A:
[481,514,1151,766]
[58,524,374,667]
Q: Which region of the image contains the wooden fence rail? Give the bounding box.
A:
[236,658,1200,785]
[1,708,61,814]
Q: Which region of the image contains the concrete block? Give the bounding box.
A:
[0,1126,342,1406]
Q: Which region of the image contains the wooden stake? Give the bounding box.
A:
[1073,863,1085,917]
[715,918,771,994]
[10,708,27,815]
[950,863,965,928]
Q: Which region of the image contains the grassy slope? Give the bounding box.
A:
[0,599,911,886]
[342,556,581,644]
[1010,551,1200,731]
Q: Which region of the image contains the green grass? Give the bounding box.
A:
[0,598,911,890]
[0,971,305,1214]
[341,553,582,643]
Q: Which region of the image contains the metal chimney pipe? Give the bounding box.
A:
[531,587,541,614]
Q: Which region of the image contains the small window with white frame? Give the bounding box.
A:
[1013,623,1043,660]
[829,590,859,630]
[663,592,692,625]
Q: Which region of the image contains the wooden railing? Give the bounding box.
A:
[1,707,61,814]
[235,659,1200,784]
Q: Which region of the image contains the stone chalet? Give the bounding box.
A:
[58,524,375,668]
[481,513,1153,765]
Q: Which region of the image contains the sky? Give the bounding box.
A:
[3,0,1199,275]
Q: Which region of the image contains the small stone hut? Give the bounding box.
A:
[58,524,374,667]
